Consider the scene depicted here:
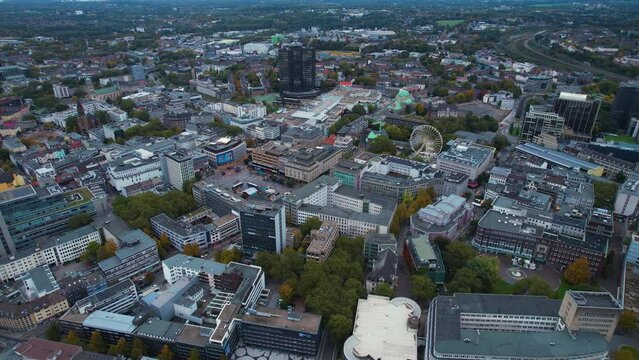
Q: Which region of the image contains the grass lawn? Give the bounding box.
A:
[436,20,464,27]
[620,345,639,359]
[555,280,602,300]
[252,93,279,104]
[493,279,515,294]
[604,133,637,144]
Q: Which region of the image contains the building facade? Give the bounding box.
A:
[278,45,318,99]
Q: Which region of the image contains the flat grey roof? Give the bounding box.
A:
[566,291,621,309]
[242,305,321,334]
[300,203,394,227]
[163,254,226,275]
[516,143,599,171]
[434,328,608,358]
[478,209,543,237]
[136,318,185,341]
[282,175,340,203]
[83,310,138,334]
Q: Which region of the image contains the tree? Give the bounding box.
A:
[327,314,353,344]
[157,345,174,360]
[351,104,366,115]
[615,171,628,184]
[476,172,490,185]
[448,267,482,293]
[95,110,111,124]
[512,276,554,297]
[82,241,101,264]
[300,217,322,238]
[65,115,79,133]
[88,331,106,353]
[563,257,591,285]
[279,282,295,304]
[618,310,638,333]
[410,275,436,302]
[144,272,155,284]
[97,240,117,261]
[466,256,500,292]
[108,337,129,356]
[183,243,201,257]
[492,135,510,152]
[593,181,619,210]
[443,241,477,278]
[217,247,242,264]
[120,99,136,113]
[187,349,200,360]
[69,213,92,229]
[613,350,634,360]
[415,103,426,116]
[225,125,243,137]
[46,321,61,341]
[63,330,82,346]
[369,135,396,155]
[130,338,146,359]
[373,283,394,298]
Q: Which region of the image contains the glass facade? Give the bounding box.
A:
[0,187,96,256]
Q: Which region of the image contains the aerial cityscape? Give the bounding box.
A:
[0,0,638,359]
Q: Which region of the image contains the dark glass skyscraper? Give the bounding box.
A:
[553,92,600,141]
[612,81,639,131]
[278,45,319,98]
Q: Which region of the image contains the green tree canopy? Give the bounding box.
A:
[373,283,394,298]
[410,275,436,302]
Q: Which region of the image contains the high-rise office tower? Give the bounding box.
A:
[520,105,565,149]
[239,203,286,256]
[162,151,195,191]
[612,81,639,132]
[131,64,145,81]
[278,45,319,98]
[553,92,600,141]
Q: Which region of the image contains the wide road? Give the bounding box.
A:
[499,32,629,82]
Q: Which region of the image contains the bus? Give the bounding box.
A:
[247,182,259,188]
[232,182,243,190]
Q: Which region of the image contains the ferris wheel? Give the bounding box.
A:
[409,125,443,160]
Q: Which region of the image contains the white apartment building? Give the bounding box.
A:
[436,140,495,180]
[217,102,267,119]
[615,179,639,216]
[283,176,396,238]
[107,149,162,193]
[53,84,71,99]
[162,254,226,288]
[163,152,195,191]
[0,225,100,282]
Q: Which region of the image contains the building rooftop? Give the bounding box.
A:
[176,324,214,347]
[438,141,493,168]
[516,143,600,172]
[163,254,226,275]
[136,317,186,341]
[242,305,321,334]
[83,310,138,334]
[282,175,340,203]
[15,338,82,360]
[41,224,98,248]
[434,328,608,359]
[344,296,421,360]
[478,209,543,237]
[98,230,157,272]
[21,265,59,297]
[565,291,621,309]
